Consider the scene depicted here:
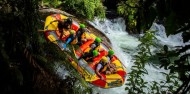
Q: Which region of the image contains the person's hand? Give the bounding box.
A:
[100,76,105,80]
[98,48,104,52]
[82,39,87,42]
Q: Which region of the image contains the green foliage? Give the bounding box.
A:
[149,73,180,93]
[117,0,139,32]
[41,0,106,19]
[0,0,91,93]
[157,45,190,93]
[116,0,156,33]
[119,0,190,92]
[41,0,62,8]
[0,0,39,93]
[125,30,157,93]
[61,0,106,20]
[125,30,185,93]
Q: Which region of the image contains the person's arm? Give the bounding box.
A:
[95,64,104,80]
[107,62,111,69]
[110,63,117,73]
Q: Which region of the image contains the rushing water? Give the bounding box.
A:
[88,18,186,94]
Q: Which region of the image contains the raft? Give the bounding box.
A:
[43,14,127,88]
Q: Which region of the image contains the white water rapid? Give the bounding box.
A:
[88,18,186,94]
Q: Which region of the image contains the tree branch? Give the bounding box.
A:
[39,8,74,17]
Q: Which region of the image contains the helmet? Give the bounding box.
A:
[70,30,75,35]
[80,24,85,28]
[101,56,108,63]
[108,50,114,56]
[95,37,101,43]
[65,17,72,25]
[92,50,99,57]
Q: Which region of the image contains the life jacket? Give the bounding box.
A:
[81,32,89,40]
[95,45,101,51]
[87,42,99,53]
[83,41,99,54]
[109,55,117,62]
[55,28,70,41]
[70,38,78,44]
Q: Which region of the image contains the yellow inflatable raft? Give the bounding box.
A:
[44,14,127,88]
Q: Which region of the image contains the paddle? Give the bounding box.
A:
[38,29,66,32]
[63,37,72,49]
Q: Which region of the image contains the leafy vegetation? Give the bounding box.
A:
[117,0,158,33]
[125,30,187,94]
[125,30,157,93]
[121,0,190,94]
[0,0,91,94]
[41,0,62,8]
[117,0,139,33]
[40,0,106,20]
[116,0,190,93]
[63,0,106,19]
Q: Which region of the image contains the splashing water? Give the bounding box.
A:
[88,17,186,94]
[54,63,70,79]
[150,23,184,47]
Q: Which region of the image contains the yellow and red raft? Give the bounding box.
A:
[43,14,127,88]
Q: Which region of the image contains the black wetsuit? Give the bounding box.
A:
[88,41,100,52]
[78,42,99,61]
[76,28,85,45]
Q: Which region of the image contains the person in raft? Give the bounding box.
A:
[96,56,117,79]
[78,50,99,61]
[76,24,98,46]
[58,17,73,39]
[76,24,89,45]
[62,30,76,49]
[85,37,102,61]
[95,56,116,80]
[49,17,73,39]
[107,50,117,73]
[88,37,102,52]
[78,37,101,60]
[107,50,115,61]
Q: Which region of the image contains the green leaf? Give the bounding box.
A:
[166,75,170,83]
[125,87,129,90]
[128,15,134,20]
[144,82,148,84]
